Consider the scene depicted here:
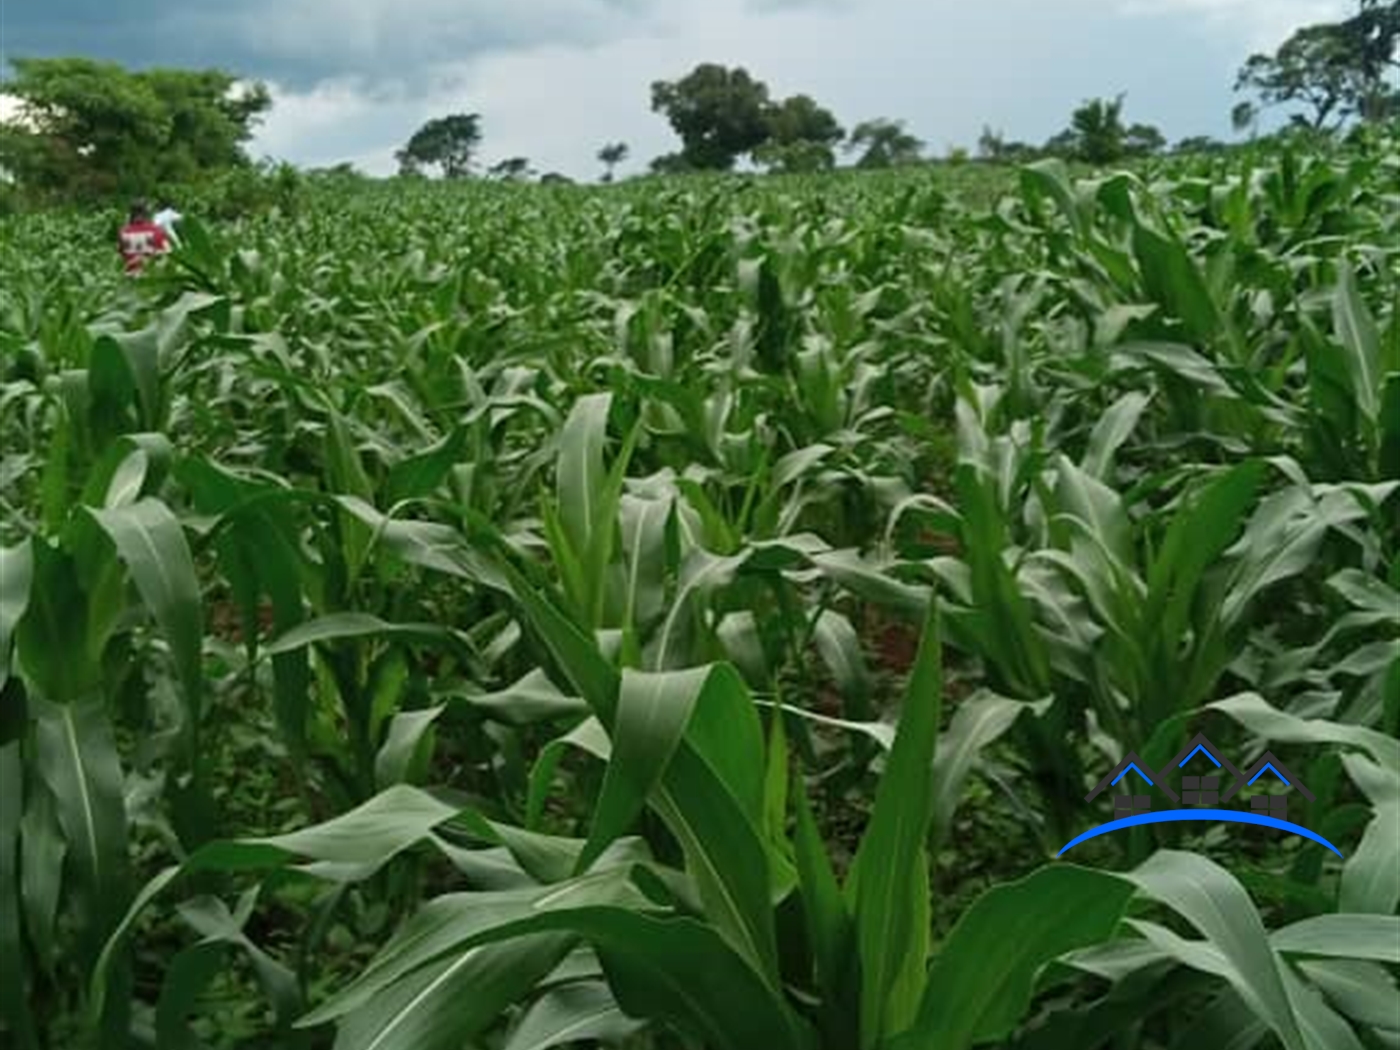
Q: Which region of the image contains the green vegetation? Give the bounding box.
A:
[1,122,1397,1050]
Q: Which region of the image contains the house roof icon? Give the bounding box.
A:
[1221,750,1315,804]
[1085,751,1180,805]
[1159,732,1243,783]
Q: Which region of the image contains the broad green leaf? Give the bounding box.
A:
[1331,261,1381,422]
[19,780,65,975]
[1132,220,1222,346]
[33,699,130,934]
[501,981,645,1050]
[13,542,102,705]
[0,541,34,690]
[87,499,205,720]
[0,742,36,1049]
[299,871,649,1026]
[1082,390,1151,480]
[902,864,1133,1050]
[1121,851,1306,1050]
[1271,915,1400,965]
[1297,958,1399,1032]
[447,669,587,726]
[930,692,1049,851]
[208,785,464,882]
[557,392,612,560]
[331,935,575,1050]
[850,598,942,1046]
[1208,693,1400,771]
[263,613,470,659]
[1277,958,1366,1050]
[375,706,446,789]
[156,940,228,1050]
[581,666,709,872]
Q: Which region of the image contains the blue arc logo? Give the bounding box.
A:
[1057,810,1344,858]
[1058,732,1345,858]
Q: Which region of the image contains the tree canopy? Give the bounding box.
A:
[650,64,773,170]
[755,94,844,172]
[650,64,850,172]
[846,118,924,168]
[597,141,629,182]
[0,57,270,203]
[1236,2,1399,129]
[1041,96,1164,163]
[395,114,482,178]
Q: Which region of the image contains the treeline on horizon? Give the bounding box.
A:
[0,0,1396,210]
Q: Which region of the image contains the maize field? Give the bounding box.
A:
[0,140,1397,1050]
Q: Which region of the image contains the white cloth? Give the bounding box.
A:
[153,207,182,241]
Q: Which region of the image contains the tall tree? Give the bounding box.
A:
[1067,96,1127,163]
[1124,122,1166,156]
[0,57,270,201]
[1236,23,1365,130]
[1235,4,1399,131]
[1342,0,1400,119]
[488,156,534,181]
[1044,95,1163,163]
[755,93,844,172]
[396,114,481,178]
[1231,100,1260,138]
[846,118,923,168]
[597,141,628,182]
[650,64,772,170]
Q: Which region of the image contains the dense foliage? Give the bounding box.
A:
[0,57,271,206]
[0,131,1397,1050]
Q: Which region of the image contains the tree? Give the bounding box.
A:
[1233,3,1400,132]
[1124,122,1167,156]
[650,64,772,170]
[755,94,844,172]
[1068,96,1127,163]
[597,141,628,182]
[1043,95,1163,164]
[488,156,534,181]
[1231,100,1260,138]
[1236,23,1364,130]
[846,118,923,168]
[0,57,271,202]
[1340,1,1400,120]
[1173,135,1227,154]
[396,114,481,178]
[648,152,694,175]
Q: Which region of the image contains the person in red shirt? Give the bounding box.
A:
[118,200,171,275]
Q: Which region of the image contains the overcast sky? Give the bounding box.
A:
[1,0,1352,180]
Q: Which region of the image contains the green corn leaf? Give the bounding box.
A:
[86,498,205,721]
[1121,850,1307,1050]
[375,706,446,789]
[901,864,1133,1050]
[1270,914,1400,965]
[330,935,576,1050]
[501,981,645,1050]
[0,540,33,691]
[1331,261,1382,423]
[1208,693,1400,772]
[1338,754,1400,915]
[0,742,37,1049]
[849,597,942,1046]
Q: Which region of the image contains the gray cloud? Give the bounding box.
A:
[3,0,664,90]
[4,0,1346,184]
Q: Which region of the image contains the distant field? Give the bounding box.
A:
[1,140,1397,1050]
